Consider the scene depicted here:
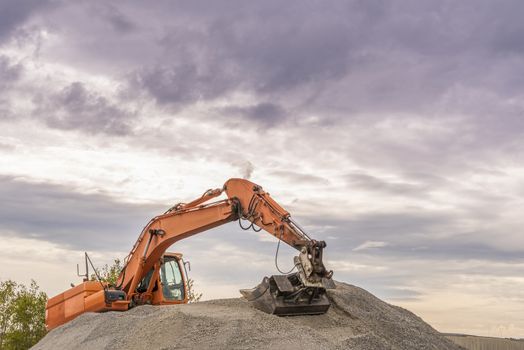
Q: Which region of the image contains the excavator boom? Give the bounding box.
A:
[45,178,334,330]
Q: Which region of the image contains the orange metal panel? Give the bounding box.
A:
[84,289,106,312]
[46,281,105,330]
[46,293,64,309]
[110,300,129,311]
[45,298,65,330]
[85,290,130,312]
[63,292,85,320]
[63,281,101,300]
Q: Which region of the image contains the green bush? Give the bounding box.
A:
[90,259,123,286]
[0,280,47,350]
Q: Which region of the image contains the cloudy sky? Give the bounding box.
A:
[1,0,523,338]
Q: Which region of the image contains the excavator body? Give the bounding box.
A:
[45,253,187,330]
[45,178,335,330]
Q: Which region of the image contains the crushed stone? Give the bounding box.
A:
[32,281,463,350]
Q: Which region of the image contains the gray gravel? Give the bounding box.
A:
[33,281,463,350]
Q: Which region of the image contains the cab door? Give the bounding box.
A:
[157,255,188,304]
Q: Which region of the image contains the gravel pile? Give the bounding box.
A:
[33,281,463,350]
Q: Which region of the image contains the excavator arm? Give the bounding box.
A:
[117,178,333,315]
[118,199,236,299]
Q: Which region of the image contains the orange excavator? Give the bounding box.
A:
[45,178,335,330]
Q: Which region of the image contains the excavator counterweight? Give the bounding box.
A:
[45,178,335,330]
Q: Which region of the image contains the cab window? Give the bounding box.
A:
[160,257,185,301]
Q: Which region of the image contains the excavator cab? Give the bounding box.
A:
[159,253,186,302]
[135,252,188,305]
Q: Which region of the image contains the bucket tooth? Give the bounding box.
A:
[240,274,331,316]
[240,277,270,301]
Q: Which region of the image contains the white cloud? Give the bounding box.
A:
[353,240,389,252]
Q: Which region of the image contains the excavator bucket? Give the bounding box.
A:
[240,273,335,316]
